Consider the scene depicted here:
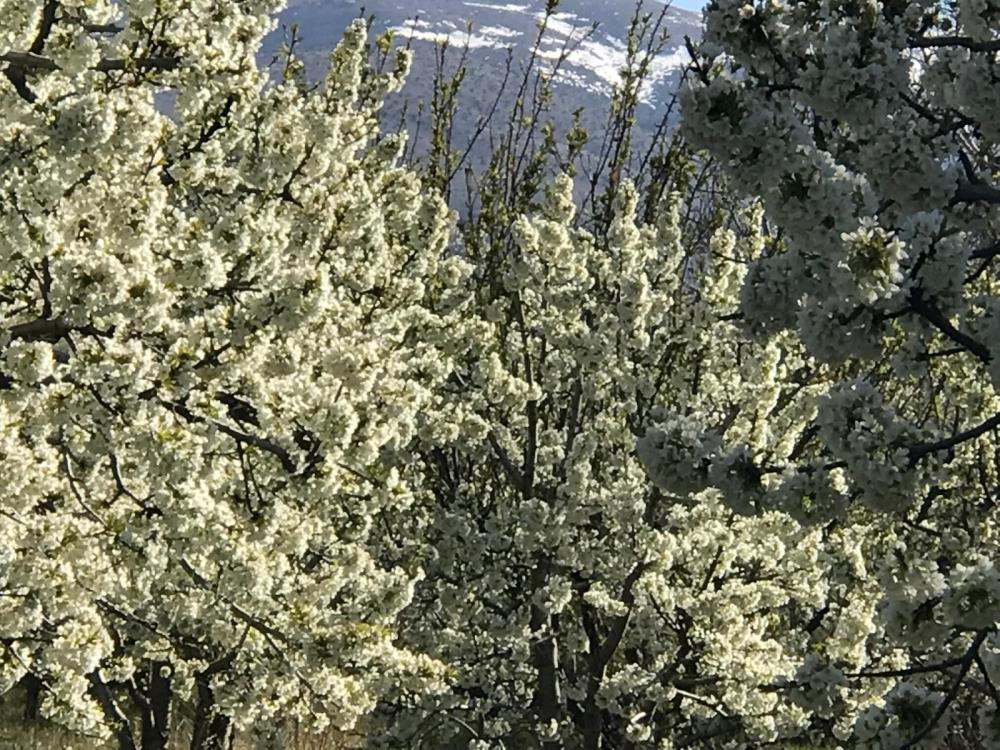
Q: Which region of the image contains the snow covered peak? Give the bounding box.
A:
[273,0,701,107]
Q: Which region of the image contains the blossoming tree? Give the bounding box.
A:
[0,2,471,748]
[361,157,854,747]
[635,0,1000,746]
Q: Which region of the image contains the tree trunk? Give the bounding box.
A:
[190,676,232,750]
[88,673,138,750]
[139,662,173,750]
[579,676,603,750]
[20,674,42,721]
[530,599,562,750]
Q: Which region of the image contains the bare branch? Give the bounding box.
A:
[909,411,1000,464]
[1,51,181,73]
[908,290,992,364]
[9,316,72,342]
[910,35,1000,52]
[900,629,990,750]
[159,398,298,474]
[488,431,525,489]
[954,181,1000,205]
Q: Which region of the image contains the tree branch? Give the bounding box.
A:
[899,629,990,750]
[954,181,1000,205]
[910,35,1000,52]
[1,51,180,73]
[8,316,72,342]
[160,398,298,474]
[909,411,1000,464]
[908,290,992,363]
[178,559,290,644]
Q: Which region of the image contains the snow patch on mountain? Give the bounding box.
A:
[392,18,523,50]
[461,2,532,12]
[537,11,690,103]
[539,41,689,103]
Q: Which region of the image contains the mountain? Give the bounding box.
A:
[261,0,702,180]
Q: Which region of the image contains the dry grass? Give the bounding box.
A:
[0,722,364,750]
[0,687,367,749]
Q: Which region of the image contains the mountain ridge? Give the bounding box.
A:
[268,0,701,107]
[261,1,702,184]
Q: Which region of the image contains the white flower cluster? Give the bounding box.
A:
[942,555,1000,631]
[635,413,718,497]
[840,218,908,305]
[815,381,922,513]
[789,654,848,718]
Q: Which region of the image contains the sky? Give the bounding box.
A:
[663,0,706,11]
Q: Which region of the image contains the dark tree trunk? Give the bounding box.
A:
[190,676,232,750]
[138,662,173,750]
[529,599,562,750]
[20,674,42,721]
[88,673,138,750]
[579,677,604,750]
